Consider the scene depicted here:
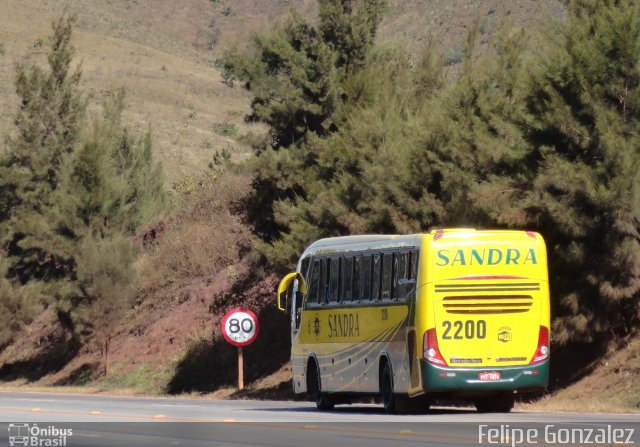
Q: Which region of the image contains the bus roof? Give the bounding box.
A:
[301,234,422,257]
[300,229,542,258]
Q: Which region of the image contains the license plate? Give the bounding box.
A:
[478,372,501,381]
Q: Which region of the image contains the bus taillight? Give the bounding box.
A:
[423,328,448,366]
[529,325,549,364]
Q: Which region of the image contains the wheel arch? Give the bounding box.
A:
[378,351,393,392]
[306,353,320,392]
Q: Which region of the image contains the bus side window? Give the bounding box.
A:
[308,259,320,307]
[396,252,408,299]
[381,252,393,300]
[353,255,362,302]
[300,257,311,281]
[296,257,311,327]
[320,258,328,305]
[328,257,340,303]
[410,250,419,281]
[343,257,353,302]
[337,257,342,302]
[362,255,372,301]
[392,252,399,300]
[372,252,381,301]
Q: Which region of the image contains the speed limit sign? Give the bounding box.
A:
[221,308,259,347]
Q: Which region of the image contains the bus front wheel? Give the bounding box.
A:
[307,359,334,411]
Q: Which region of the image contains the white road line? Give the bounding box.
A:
[153,404,207,408]
[3,398,57,403]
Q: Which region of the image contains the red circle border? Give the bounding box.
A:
[221,308,260,347]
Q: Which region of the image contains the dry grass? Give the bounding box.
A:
[0,0,259,184]
[379,0,565,57]
[135,170,250,292]
[0,0,564,185]
[520,396,640,415]
[521,336,640,414]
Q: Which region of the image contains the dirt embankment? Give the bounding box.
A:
[2,286,639,414]
[0,259,291,397]
[521,335,640,414]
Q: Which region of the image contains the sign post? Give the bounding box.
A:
[221,308,259,390]
[238,346,244,389]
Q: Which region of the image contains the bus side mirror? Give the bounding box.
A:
[278,290,288,312]
[277,272,308,313]
[277,272,307,312]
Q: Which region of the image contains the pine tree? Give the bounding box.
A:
[59,87,166,374]
[221,0,387,242]
[0,261,44,349]
[404,3,640,346]
[0,13,86,307]
[473,0,640,346]
[61,89,165,240]
[0,15,166,370]
[406,25,536,229]
[256,46,444,269]
[318,0,387,73]
[73,233,137,375]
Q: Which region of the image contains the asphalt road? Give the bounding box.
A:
[0,392,638,447]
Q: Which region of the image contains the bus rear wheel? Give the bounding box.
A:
[474,394,515,413]
[307,360,334,411]
[380,363,396,413]
[381,364,428,414]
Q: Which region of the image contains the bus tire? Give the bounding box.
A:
[474,394,515,413]
[307,359,334,411]
[380,363,396,414]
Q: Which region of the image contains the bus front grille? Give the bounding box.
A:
[442,295,533,314]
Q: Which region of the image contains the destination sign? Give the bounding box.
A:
[436,248,538,267]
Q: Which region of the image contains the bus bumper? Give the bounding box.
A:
[421,359,549,393]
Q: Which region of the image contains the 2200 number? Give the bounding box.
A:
[442,320,486,340]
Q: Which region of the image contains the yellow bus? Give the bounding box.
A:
[277,229,550,413]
